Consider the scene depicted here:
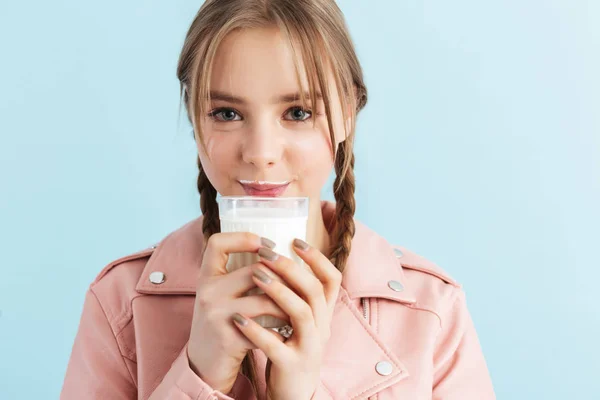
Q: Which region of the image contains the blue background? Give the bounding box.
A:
[1,0,598,398]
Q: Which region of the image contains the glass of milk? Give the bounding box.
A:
[218,196,309,329]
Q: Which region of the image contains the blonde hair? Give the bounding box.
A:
[176,0,367,397]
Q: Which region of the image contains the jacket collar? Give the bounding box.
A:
[136,201,416,304]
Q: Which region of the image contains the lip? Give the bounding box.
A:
[238,180,290,197]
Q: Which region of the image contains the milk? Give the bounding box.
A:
[218,197,309,329]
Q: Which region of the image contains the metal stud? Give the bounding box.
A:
[393,248,403,258]
[375,361,393,376]
[388,280,404,292]
[149,271,165,284]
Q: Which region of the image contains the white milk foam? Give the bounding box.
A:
[220,207,308,329]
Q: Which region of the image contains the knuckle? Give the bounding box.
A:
[195,289,211,308]
[202,305,221,323]
[242,231,258,245]
[215,338,229,353]
[331,269,343,284]
[297,303,313,321]
[206,233,220,250]
[195,283,217,309]
[309,277,324,297]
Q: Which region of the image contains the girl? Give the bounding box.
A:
[61,0,495,399]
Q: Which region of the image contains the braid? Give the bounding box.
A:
[197,156,220,238]
[196,156,261,398]
[241,353,261,399]
[329,141,356,273]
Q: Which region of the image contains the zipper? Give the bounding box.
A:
[361,297,370,321]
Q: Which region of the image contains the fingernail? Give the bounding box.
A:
[232,313,248,326]
[293,238,309,250]
[253,268,272,284]
[258,247,279,262]
[261,237,276,249]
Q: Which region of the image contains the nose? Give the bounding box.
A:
[241,125,283,169]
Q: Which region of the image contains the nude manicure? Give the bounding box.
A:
[293,238,309,250]
[258,247,279,261]
[260,237,276,249]
[253,268,272,284]
[232,313,248,326]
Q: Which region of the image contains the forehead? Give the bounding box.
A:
[210,27,323,101]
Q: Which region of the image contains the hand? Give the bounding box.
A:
[231,238,343,400]
[187,232,289,394]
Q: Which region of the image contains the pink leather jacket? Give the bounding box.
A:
[61,202,495,399]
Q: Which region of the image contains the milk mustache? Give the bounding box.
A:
[218,196,309,329]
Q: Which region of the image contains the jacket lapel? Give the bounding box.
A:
[320,288,409,399]
[319,216,416,399]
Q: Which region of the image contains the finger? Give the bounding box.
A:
[197,263,257,302]
[257,248,329,334]
[229,322,284,351]
[232,328,285,351]
[208,263,281,298]
[291,239,342,310]
[251,264,319,342]
[232,322,286,350]
[199,232,275,278]
[232,313,291,365]
[266,328,287,343]
[231,294,290,322]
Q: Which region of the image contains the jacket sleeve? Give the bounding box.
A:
[148,342,237,400]
[61,288,235,400]
[432,288,496,400]
[61,288,137,399]
[310,381,334,399]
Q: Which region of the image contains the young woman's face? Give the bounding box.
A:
[196,27,348,200]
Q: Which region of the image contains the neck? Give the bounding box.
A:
[306,199,331,258]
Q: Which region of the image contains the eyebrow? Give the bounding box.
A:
[209,90,323,105]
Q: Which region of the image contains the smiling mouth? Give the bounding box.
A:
[238,180,290,197]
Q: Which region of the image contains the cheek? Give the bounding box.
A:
[197,134,238,191]
[290,130,334,192]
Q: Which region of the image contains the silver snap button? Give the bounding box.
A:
[149,271,165,284]
[388,280,404,292]
[375,361,393,376]
[393,248,403,258]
